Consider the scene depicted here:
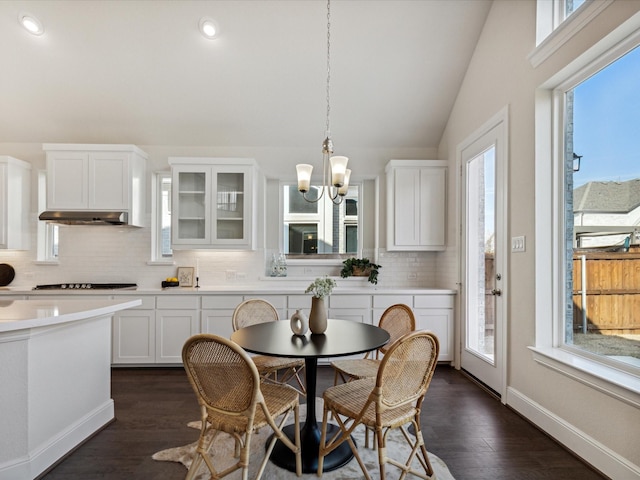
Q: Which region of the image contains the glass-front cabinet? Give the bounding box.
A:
[169,158,256,249]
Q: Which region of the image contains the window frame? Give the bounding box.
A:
[531,0,614,67]
[35,169,59,264]
[150,171,174,264]
[532,22,640,408]
[279,181,364,264]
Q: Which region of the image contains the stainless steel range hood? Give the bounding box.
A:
[38,211,130,226]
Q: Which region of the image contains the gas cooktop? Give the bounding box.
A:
[33,283,137,290]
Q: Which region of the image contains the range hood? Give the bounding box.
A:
[38,211,130,226]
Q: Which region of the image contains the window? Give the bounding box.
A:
[533,27,640,403]
[152,172,172,261]
[282,184,360,257]
[565,0,586,18]
[36,170,58,262]
[564,45,640,371]
[532,0,612,66]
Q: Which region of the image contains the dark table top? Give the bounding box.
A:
[231,319,390,359]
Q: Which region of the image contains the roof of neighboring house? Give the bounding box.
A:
[574,179,640,213]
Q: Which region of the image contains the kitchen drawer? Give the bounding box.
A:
[288,295,311,309]
[156,296,199,310]
[372,295,413,309]
[329,295,370,309]
[201,295,243,310]
[113,295,155,309]
[243,294,286,310]
[414,294,454,309]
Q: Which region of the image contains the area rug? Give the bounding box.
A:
[152,400,455,479]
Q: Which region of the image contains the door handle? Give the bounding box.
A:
[491,288,502,296]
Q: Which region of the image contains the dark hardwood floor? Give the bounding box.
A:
[40,365,606,480]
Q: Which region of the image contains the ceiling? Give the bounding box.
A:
[0,1,492,153]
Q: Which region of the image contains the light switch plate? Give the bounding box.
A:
[511,235,526,252]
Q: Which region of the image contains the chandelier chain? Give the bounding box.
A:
[326,0,331,137]
[296,0,347,206]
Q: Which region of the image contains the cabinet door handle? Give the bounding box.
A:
[491,288,502,296]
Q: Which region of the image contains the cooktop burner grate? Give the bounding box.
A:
[33,283,137,290]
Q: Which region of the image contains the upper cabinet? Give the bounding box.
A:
[386,160,447,251]
[0,156,31,250]
[169,157,258,250]
[43,144,147,227]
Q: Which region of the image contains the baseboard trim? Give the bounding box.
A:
[0,400,114,480]
[507,387,640,480]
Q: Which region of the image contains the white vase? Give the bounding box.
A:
[289,309,308,335]
[308,296,327,334]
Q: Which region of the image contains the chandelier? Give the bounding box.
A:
[296,0,350,205]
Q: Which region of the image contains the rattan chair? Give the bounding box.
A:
[331,303,416,385]
[182,334,302,480]
[232,298,306,395]
[318,330,440,480]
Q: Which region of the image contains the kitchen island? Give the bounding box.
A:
[0,298,141,480]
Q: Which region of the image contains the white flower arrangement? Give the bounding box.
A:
[305,276,336,298]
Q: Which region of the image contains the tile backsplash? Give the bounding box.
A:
[0,217,445,289]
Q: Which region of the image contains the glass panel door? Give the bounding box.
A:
[459,112,507,398]
[177,171,207,240]
[215,172,244,240]
[466,147,496,363]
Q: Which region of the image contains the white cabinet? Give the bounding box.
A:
[155,296,200,363]
[169,157,257,249]
[112,296,156,364]
[201,295,243,338]
[43,144,147,227]
[23,289,454,366]
[386,160,447,251]
[413,294,454,362]
[372,295,414,323]
[328,295,373,324]
[0,156,31,250]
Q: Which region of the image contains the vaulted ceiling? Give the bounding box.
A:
[0,0,492,152]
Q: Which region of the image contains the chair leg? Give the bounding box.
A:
[257,405,301,479]
[184,454,203,480]
[414,420,434,478]
[376,426,387,480]
[320,407,371,480]
[317,406,329,476]
[293,366,306,395]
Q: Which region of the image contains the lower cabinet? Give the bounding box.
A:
[112,296,156,364]
[413,295,454,362]
[112,309,156,364]
[107,290,454,365]
[155,296,199,363]
[201,295,243,338]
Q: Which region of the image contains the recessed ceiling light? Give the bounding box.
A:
[19,12,44,36]
[199,17,218,39]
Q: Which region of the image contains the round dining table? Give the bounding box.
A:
[231,318,390,473]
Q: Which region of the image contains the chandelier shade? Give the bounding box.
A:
[330,156,348,187]
[296,164,314,193]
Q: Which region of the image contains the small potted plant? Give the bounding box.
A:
[340,257,382,285]
[305,277,336,334]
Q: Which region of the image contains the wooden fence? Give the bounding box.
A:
[572,247,640,335]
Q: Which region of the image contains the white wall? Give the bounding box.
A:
[438,0,640,476]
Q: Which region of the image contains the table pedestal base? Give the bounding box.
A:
[269,422,354,473]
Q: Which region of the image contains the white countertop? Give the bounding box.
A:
[0,298,142,332]
[1,285,457,296]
